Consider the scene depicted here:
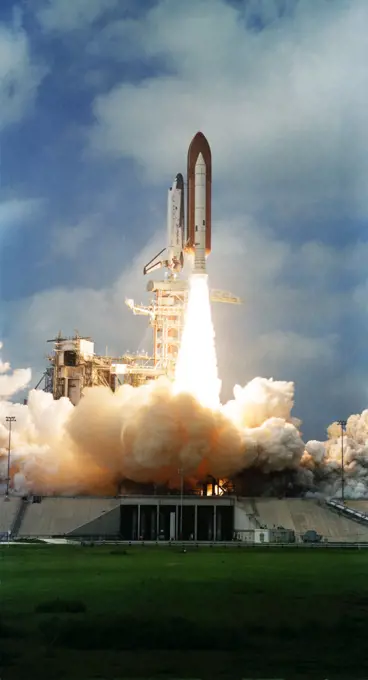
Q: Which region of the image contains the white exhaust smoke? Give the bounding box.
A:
[0,342,31,398]
[0,334,367,498]
[0,342,305,494]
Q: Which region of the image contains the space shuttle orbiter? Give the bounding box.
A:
[143,173,185,277]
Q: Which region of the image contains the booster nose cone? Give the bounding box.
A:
[195,153,206,169]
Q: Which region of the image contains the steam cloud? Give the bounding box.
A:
[0,342,31,398]
[0,340,365,498]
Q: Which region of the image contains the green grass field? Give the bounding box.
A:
[1,545,368,679]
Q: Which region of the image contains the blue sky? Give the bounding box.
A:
[1,0,368,440]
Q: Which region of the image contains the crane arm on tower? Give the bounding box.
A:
[210,289,242,305]
[125,299,155,318]
[143,248,168,276]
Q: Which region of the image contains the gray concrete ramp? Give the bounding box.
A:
[253,499,295,530]
[18,497,121,537]
[234,499,259,531]
[0,497,19,534]
[251,498,368,541]
[286,499,368,540]
[347,501,368,514]
[68,505,121,537]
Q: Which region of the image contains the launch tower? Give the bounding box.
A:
[40,133,240,397]
[42,333,162,404]
[126,132,241,383]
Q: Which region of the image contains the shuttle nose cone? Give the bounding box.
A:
[175,173,184,190]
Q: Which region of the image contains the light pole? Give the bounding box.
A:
[337,419,347,504]
[178,468,184,539]
[5,416,16,498]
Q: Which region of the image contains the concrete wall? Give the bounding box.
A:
[68,506,121,537]
[251,499,295,530]
[234,500,259,531]
[0,497,19,533]
[18,498,121,536]
[18,496,234,538]
[288,499,368,540]
[347,501,368,514]
[252,498,368,541]
[13,494,368,542]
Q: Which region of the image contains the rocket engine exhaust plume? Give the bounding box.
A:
[174,274,221,410]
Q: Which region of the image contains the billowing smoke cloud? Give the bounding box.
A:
[0,342,31,398]
[0,341,367,498]
[302,411,368,499]
[0,348,305,493]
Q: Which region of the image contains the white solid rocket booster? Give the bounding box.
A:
[193,153,206,274]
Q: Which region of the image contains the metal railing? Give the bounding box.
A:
[326,499,368,525]
[7,534,368,548]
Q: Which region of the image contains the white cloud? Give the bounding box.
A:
[256,330,338,365]
[3,218,344,404]
[4,232,162,376]
[0,342,31,398]
[0,198,43,234]
[89,0,368,219]
[207,220,345,394]
[352,280,368,314]
[0,24,46,130]
[50,219,96,259]
[36,0,119,33]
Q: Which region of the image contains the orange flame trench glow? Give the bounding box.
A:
[174,274,221,411]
